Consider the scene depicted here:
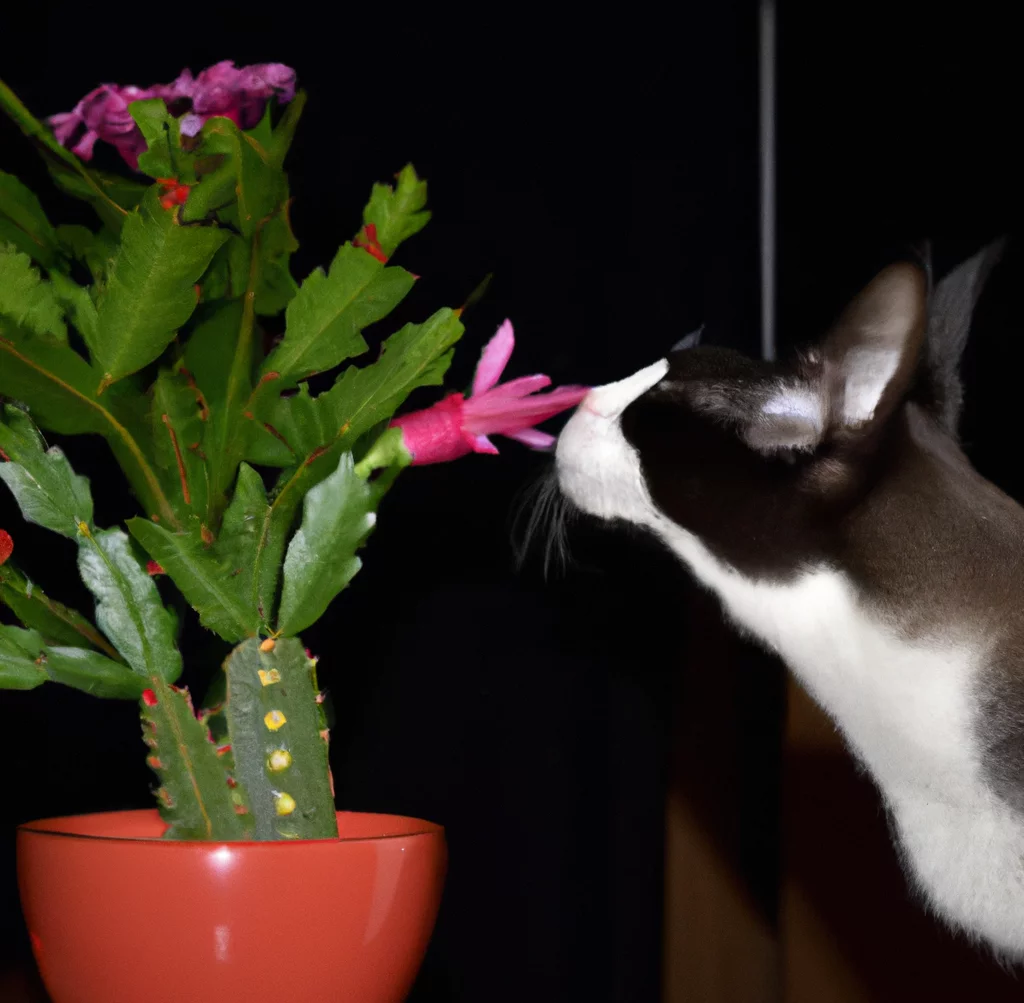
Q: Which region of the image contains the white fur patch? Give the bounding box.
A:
[556,362,1024,959]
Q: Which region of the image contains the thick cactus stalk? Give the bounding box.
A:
[141,678,253,840]
[223,637,337,840]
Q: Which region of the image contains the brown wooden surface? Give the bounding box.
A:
[663,592,783,1003]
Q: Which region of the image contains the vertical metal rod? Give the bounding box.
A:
[759,0,777,361]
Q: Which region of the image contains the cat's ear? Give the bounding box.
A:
[924,237,1006,433]
[672,325,704,352]
[820,261,928,430]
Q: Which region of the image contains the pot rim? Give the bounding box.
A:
[17,808,444,846]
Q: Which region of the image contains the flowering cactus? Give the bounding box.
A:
[0,66,583,840]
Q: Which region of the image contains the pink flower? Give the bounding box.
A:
[390,320,588,465]
[48,61,296,168]
[48,84,151,168]
[173,61,297,137]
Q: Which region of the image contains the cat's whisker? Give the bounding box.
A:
[510,464,577,579]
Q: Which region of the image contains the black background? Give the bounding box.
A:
[1,3,1020,1001]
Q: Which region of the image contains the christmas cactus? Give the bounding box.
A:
[0,64,586,840]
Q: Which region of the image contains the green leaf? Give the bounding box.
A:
[48,270,98,344]
[0,170,60,268]
[266,91,306,168]
[262,243,415,388]
[0,404,94,536]
[250,307,464,465]
[199,118,283,239]
[197,235,250,301]
[223,637,336,839]
[56,224,118,292]
[92,191,228,389]
[277,453,375,636]
[254,207,299,316]
[0,245,66,340]
[0,561,120,655]
[0,625,144,698]
[127,518,259,643]
[150,368,210,521]
[363,163,431,256]
[129,99,192,181]
[216,464,270,602]
[182,300,245,409]
[141,678,252,840]
[77,527,182,681]
[0,319,179,526]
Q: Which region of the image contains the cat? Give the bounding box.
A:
[554,241,1024,959]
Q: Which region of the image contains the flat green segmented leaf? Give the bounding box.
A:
[77,527,181,681]
[249,307,464,465]
[47,271,98,345]
[277,453,375,636]
[0,403,94,537]
[0,245,66,340]
[0,561,118,656]
[362,163,431,256]
[0,169,60,268]
[129,99,192,181]
[150,368,210,521]
[262,243,415,388]
[127,518,260,643]
[0,625,143,699]
[92,191,228,389]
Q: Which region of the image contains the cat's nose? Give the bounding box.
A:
[582,359,669,419]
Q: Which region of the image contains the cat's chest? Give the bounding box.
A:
[652,517,983,795]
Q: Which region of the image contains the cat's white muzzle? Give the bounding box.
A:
[555,359,668,522]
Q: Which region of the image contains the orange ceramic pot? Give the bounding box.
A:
[17,809,446,1003]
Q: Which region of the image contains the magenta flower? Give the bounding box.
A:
[390,320,589,465]
[47,61,296,169]
[49,84,151,168]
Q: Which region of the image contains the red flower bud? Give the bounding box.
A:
[0,529,13,567]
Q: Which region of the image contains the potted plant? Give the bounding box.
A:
[0,62,586,1003]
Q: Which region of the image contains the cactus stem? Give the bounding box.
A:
[142,688,158,707]
[274,792,296,815]
[258,668,281,686]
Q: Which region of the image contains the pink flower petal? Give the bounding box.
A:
[48,112,81,145]
[472,320,515,396]
[463,385,589,434]
[480,374,552,400]
[505,428,557,450]
[71,130,99,160]
[472,435,500,455]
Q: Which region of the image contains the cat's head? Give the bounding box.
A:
[555,243,1004,578]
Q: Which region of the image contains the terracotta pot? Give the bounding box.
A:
[17,809,446,1003]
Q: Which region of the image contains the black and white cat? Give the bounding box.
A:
[555,242,1024,957]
